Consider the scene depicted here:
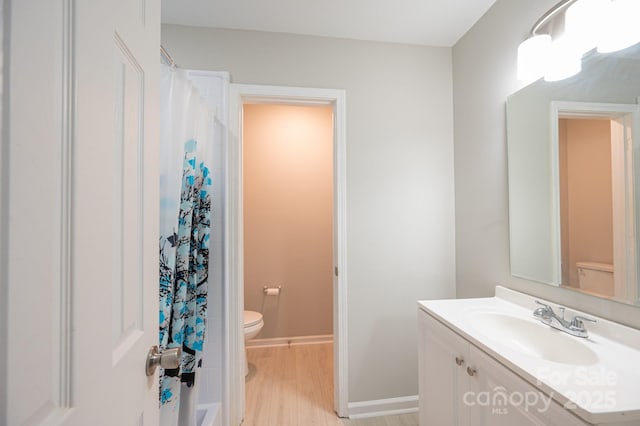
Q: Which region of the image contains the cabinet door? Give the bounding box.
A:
[466,346,555,426]
[545,401,589,426]
[419,312,469,426]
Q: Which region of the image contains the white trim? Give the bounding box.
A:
[0,0,8,422]
[58,0,74,408]
[196,403,222,426]
[332,87,349,419]
[227,84,244,426]
[610,117,635,301]
[227,83,348,423]
[246,334,333,348]
[551,101,640,303]
[347,395,419,419]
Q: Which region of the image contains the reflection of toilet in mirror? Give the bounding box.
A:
[576,262,614,297]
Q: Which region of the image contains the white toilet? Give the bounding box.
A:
[576,262,614,296]
[243,310,264,376]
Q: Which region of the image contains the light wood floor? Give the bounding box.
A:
[244,343,418,426]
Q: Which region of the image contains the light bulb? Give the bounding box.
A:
[565,0,609,55]
[597,0,640,53]
[517,34,551,82]
[544,38,582,81]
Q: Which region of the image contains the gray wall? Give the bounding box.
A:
[162,25,457,402]
[453,0,640,328]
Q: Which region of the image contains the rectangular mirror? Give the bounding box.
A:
[506,42,640,306]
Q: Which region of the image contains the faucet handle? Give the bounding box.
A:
[571,315,597,329]
[533,300,554,320]
[535,300,553,311]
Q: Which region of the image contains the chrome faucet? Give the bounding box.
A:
[533,301,596,338]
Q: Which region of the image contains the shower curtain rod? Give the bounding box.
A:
[160,45,177,67]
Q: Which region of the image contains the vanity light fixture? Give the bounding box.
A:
[517,34,551,82]
[597,0,640,53]
[517,0,640,83]
[565,0,607,55]
[544,37,583,81]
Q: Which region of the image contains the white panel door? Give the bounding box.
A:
[4,0,160,424]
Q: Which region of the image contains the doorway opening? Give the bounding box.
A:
[226,85,348,425]
[242,102,334,350]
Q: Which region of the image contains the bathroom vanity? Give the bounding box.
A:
[418,287,640,426]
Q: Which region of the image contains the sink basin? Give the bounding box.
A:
[469,312,599,366]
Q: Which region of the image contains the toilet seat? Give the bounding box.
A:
[244,310,263,328]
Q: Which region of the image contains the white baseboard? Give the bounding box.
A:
[245,334,333,348]
[347,395,419,419]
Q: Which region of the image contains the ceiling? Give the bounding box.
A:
[161,0,498,47]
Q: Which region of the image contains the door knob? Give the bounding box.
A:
[455,357,465,366]
[466,366,477,377]
[146,345,181,377]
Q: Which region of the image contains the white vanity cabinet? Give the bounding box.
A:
[419,310,588,426]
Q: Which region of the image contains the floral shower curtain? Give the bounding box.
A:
[159,63,215,426]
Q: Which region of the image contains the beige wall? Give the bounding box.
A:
[243,104,334,339]
[453,0,640,328]
[559,119,613,288]
[162,24,456,402]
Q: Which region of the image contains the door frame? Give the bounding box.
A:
[226,83,348,424]
[0,0,8,421]
[550,100,640,302]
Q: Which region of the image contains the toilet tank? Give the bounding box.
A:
[576,262,614,296]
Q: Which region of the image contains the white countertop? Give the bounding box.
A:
[418,286,640,424]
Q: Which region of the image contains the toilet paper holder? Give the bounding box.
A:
[263,285,282,296]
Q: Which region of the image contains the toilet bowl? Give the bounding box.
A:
[243,310,264,376]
